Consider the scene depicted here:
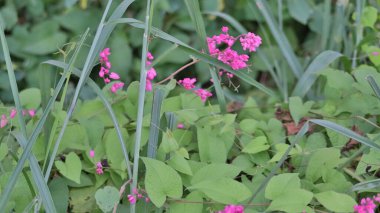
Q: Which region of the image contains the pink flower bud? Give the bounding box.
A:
[128,194,136,204]
[0,115,8,128]
[222,26,229,33]
[145,197,150,203]
[177,123,184,129]
[104,78,111,84]
[89,150,95,158]
[9,108,16,119]
[109,72,120,80]
[145,80,152,91]
[28,109,36,117]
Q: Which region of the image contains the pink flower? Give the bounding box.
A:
[222,26,229,33]
[100,48,111,59]
[354,198,377,213]
[89,150,95,158]
[146,68,156,80]
[146,80,152,91]
[104,78,111,84]
[372,52,379,56]
[217,48,248,70]
[177,123,184,129]
[110,82,124,93]
[218,204,244,213]
[128,194,136,204]
[132,188,139,195]
[178,78,196,90]
[105,61,111,69]
[109,72,120,80]
[240,32,262,52]
[9,108,16,119]
[194,89,212,102]
[145,197,150,203]
[99,67,109,78]
[28,109,36,117]
[0,115,7,128]
[147,52,154,60]
[96,167,104,175]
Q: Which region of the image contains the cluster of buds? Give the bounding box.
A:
[145,52,157,91]
[354,194,380,213]
[1,108,36,128]
[98,48,124,93]
[127,188,150,204]
[89,150,104,175]
[218,204,244,213]
[178,78,212,102]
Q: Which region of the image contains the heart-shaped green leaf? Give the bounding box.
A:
[55,152,82,184]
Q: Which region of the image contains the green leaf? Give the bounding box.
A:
[0,2,17,30]
[197,126,227,163]
[54,152,82,184]
[314,191,357,212]
[242,136,270,154]
[361,6,377,28]
[265,173,301,200]
[142,157,183,207]
[70,186,97,212]
[289,97,313,125]
[266,188,313,213]
[167,153,193,176]
[19,88,41,109]
[0,143,7,161]
[49,177,69,213]
[189,178,251,204]
[95,186,120,213]
[104,128,129,178]
[305,148,341,182]
[287,0,313,24]
[161,130,179,153]
[191,163,241,185]
[169,191,203,213]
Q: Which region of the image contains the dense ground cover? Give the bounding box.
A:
[0,0,380,212]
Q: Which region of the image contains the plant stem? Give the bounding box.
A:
[131,0,153,212]
[156,59,200,85]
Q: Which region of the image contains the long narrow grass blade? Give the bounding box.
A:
[44,0,114,184]
[131,1,153,213]
[12,133,56,211]
[352,178,380,191]
[147,89,165,158]
[43,60,132,178]
[185,0,226,113]
[352,0,365,68]
[367,75,380,99]
[321,0,332,50]
[310,119,380,150]
[249,121,310,203]
[0,19,56,212]
[252,0,303,79]
[292,50,342,97]
[109,18,277,98]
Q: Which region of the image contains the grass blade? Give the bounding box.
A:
[0,19,56,212]
[42,60,132,178]
[249,121,310,203]
[352,0,365,68]
[321,0,332,50]
[352,178,380,191]
[147,89,165,158]
[252,0,303,79]
[185,0,227,113]
[310,119,380,150]
[131,1,153,212]
[292,50,342,97]
[109,18,277,98]
[366,75,380,99]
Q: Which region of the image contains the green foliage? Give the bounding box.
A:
[54,152,82,184]
[95,186,120,212]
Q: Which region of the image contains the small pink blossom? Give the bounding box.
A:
[222,26,229,33]
[110,82,124,93]
[89,150,95,158]
[145,197,150,203]
[372,52,379,56]
[146,68,157,80]
[354,197,377,213]
[147,52,154,60]
[105,61,111,69]
[194,89,212,102]
[146,80,152,91]
[177,123,184,129]
[0,115,7,128]
[127,194,136,204]
[10,109,16,119]
[132,188,139,195]
[109,72,120,80]
[178,78,196,90]
[100,48,111,59]
[240,32,262,52]
[218,204,244,213]
[28,109,36,117]
[104,78,111,84]
[96,167,104,175]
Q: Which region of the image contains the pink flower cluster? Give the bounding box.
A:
[178,77,212,102]
[145,52,157,91]
[0,108,35,128]
[127,188,150,204]
[218,204,244,213]
[98,48,124,93]
[354,195,380,213]
[207,26,262,70]
[96,161,103,175]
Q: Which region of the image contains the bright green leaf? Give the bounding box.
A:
[314,191,357,212]
[54,152,82,184]
[95,186,120,213]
